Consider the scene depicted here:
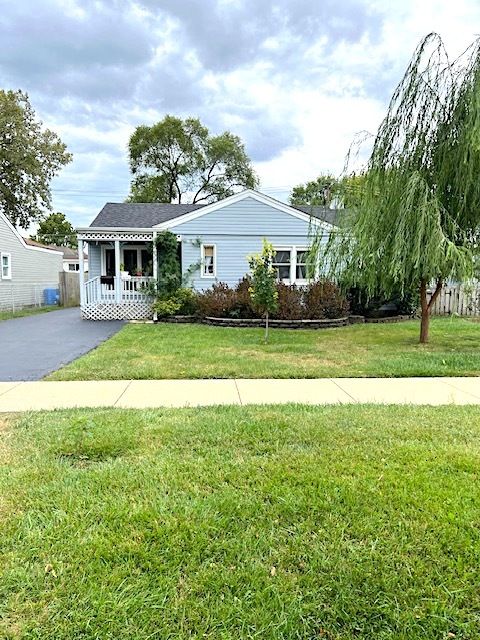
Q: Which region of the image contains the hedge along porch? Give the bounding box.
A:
[77,190,337,320]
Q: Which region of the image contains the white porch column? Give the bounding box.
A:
[152,231,158,321]
[114,239,121,303]
[78,238,85,307]
[152,231,158,282]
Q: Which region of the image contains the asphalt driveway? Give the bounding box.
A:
[0,308,124,381]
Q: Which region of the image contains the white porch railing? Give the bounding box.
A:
[84,276,155,304]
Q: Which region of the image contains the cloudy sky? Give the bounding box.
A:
[1,0,480,228]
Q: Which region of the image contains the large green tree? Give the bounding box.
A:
[290,173,366,208]
[316,33,480,343]
[0,90,72,229]
[34,212,77,248]
[127,115,258,204]
[289,174,339,207]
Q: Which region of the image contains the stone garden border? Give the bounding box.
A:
[156,314,414,328]
[133,313,415,328]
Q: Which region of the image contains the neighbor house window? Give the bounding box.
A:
[202,244,216,277]
[272,250,291,282]
[68,263,79,272]
[1,253,11,280]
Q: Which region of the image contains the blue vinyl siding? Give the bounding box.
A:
[88,244,101,279]
[182,235,322,290]
[170,197,320,237]
[171,197,330,290]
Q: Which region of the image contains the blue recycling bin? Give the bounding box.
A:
[43,288,59,306]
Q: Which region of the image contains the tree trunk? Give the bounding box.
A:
[419,279,429,343]
[419,278,443,344]
[265,310,269,343]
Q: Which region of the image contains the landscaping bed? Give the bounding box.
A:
[1,405,480,639]
[154,279,414,328]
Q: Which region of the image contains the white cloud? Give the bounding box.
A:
[2,0,480,222]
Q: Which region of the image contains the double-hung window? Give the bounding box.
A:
[1,253,11,280]
[295,250,309,282]
[272,250,291,282]
[272,247,310,284]
[201,244,216,278]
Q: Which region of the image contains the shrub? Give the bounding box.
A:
[153,288,196,317]
[176,287,197,315]
[231,277,257,318]
[195,283,237,318]
[304,280,349,319]
[347,286,418,318]
[272,283,304,319]
[173,278,349,321]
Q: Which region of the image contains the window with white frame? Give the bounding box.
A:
[295,250,309,281]
[272,247,310,284]
[68,263,80,272]
[1,253,11,280]
[272,250,291,282]
[202,244,216,277]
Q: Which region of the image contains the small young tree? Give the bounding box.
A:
[248,240,278,343]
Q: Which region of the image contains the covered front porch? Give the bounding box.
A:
[78,230,161,320]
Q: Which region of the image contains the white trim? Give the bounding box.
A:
[77,227,155,233]
[153,190,334,232]
[1,252,12,280]
[294,247,309,285]
[201,243,216,278]
[78,239,85,306]
[0,212,63,256]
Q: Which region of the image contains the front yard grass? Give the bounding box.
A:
[1,405,480,639]
[0,306,56,322]
[49,316,480,380]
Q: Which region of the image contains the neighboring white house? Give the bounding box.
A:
[24,241,88,273]
[0,212,63,311]
[58,246,88,273]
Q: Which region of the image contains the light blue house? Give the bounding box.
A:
[77,190,336,320]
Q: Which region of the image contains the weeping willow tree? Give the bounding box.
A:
[316,33,480,343]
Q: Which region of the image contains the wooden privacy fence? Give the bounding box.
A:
[427,285,480,316]
[59,271,81,307]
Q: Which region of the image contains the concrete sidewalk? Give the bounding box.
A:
[1,377,480,411]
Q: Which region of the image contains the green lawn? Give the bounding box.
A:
[0,306,57,322]
[49,316,480,380]
[1,405,480,638]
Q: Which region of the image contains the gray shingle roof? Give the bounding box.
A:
[293,205,343,226]
[88,201,343,229]
[90,203,205,228]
